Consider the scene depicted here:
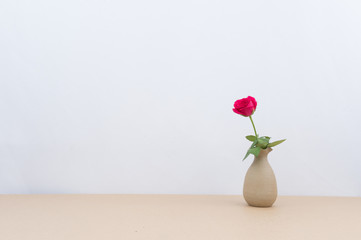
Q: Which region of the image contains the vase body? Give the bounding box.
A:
[243,148,277,207]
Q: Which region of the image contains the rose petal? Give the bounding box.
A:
[247,96,257,109]
[234,98,250,108]
[238,107,254,117]
[233,108,242,114]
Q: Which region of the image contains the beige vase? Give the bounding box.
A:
[243,147,277,207]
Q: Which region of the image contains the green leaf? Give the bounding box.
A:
[243,146,261,161]
[256,136,270,149]
[245,135,256,142]
[268,139,286,147]
[243,139,258,161]
[243,152,251,161]
[248,146,261,156]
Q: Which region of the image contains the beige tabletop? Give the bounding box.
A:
[0,195,360,240]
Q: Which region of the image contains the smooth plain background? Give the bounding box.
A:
[1,0,360,196]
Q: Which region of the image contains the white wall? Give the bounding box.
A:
[1,0,360,196]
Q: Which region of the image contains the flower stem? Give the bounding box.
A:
[249,115,258,137]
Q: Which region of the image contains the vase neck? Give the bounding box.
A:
[255,148,272,160]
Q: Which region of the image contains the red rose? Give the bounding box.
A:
[233,96,257,117]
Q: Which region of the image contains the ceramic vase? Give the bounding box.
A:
[243,147,277,207]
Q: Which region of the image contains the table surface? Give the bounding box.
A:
[0,195,360,240]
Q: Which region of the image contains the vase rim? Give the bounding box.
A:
[256,147,272,159]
